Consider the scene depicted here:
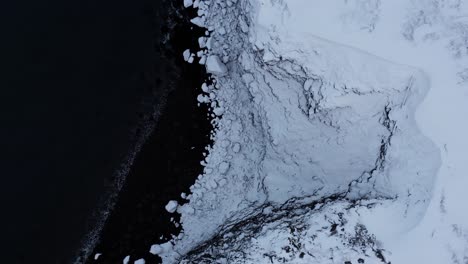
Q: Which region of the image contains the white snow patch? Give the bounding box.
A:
[157,0,468,263]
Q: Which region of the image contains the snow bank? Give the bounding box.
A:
[154,0,468,263]
[256,0,468,262]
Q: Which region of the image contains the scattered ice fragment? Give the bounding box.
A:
[232,142,241,153]
[165,200,178,213]
[123,255,130,264]
[151,241,174,255]
[201,83,209,93]
[182,49,191,61]
[206,56,228,76]
[198,37,207,48]
[217,178,227,187]
[205,37,213,49]
[199,55,207,65]
[213,107,224,116]
[197,94,209,103]
[208,179,218,189]
[221,139,230,148]
[187,54,195,64]
[217,258,228,264]
[184,205,195,214]
[262,206,273,214]
[303,79,313,91]
[197,9,204,17]
[183,0,193,8]
[134,258,145,264]
[238,16,249,33]
[178,232,184,239]
[190,17,204,27]
[149,244,163,255]
[218,161,230,174]
[94,253,102,260]
[218,27,226,35]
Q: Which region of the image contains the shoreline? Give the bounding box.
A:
[82,2,212,263]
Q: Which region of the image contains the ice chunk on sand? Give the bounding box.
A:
[206,55,227,76]
[123,255,130,264]
[94,253,102,260]
[165,200,178,213]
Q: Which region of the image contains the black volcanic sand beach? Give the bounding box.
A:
[0,0,209,263]
[82,2,212,264]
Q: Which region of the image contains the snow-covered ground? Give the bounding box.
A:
[153,0,468,263]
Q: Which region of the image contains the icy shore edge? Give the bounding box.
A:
[156,0,441,263]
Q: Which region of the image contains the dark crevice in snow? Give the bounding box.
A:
[367,104,397,183]
[347,103,397,194]
[182,195,343,262]
[179,195,391,264]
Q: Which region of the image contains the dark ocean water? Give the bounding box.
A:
[0,0,208,263]
[80,2,212,264]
